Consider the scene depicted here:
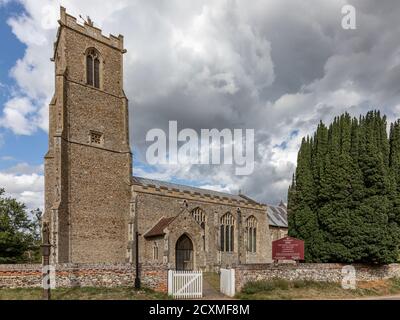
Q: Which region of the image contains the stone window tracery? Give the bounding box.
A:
[246,216,257,253]
[220,213,234,252]
[86,48,101,88]
[191,207,205,226]
[153,242,158,261]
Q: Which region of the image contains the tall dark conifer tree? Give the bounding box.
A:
[288,111,400,264]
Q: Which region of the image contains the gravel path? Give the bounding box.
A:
[202,278,235,300]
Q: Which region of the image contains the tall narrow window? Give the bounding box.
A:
[230,225,234,252]
[86,55,93,86]
[94,58,100,88]
[220,225,224,251]
[220,213,235,252]
[153,242,159,261]
[86,48,100,89]
[201,222,206,251]
[246,216,257,253]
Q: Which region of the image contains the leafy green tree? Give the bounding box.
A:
[0,188,42,263]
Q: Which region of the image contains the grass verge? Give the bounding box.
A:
[236,278,400,300]
[0,286,170,300]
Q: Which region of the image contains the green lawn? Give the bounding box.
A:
[0,287,170,300]
[3,278,400,300]
[236,278,400,300]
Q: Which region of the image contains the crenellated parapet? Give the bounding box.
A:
[58,6,125,52]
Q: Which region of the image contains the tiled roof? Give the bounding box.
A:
[132,176,256,203]
[267,203,288,228]
[132,176,287,228]
[143,217,176,238]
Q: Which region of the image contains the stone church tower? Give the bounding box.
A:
[44,7,275,269]
[44,7,132,263]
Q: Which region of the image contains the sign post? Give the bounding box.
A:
[41,222,52,300]
[272,236,304,262]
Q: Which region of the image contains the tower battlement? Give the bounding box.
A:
[59,6,125,51]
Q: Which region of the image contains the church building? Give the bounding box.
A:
[44,7,283,271]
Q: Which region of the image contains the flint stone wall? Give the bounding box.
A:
[0,263,168,292]
[235,263,400,292]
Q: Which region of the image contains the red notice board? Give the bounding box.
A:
[272,236,304,261]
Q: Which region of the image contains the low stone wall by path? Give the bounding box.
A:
[0,263,168,292]
[0,264,41,289]
[235,263,400,292]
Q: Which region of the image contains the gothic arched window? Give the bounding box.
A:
[220,213,234,252]
[153,242,159,261]
[191,207,205,226]
[246,216,257,253]
[86,48,101,88]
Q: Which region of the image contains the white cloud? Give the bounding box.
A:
[0,96,38,135]
[0,169,44,210]
[4,162,44,175]
[199,184,234,194]
[1,156,14,161]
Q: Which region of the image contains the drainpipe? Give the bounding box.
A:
[135,231,141,289]
[236,208,242,265]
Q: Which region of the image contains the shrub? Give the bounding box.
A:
[241,279,290,294]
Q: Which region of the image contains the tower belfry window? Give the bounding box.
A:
[86,48,100,88]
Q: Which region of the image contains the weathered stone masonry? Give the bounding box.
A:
[132,178,272,271]
[44,7,131,264]
[2,263,400,294]
[0,264,168,292]
[234,263,400,292]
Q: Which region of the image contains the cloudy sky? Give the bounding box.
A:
[0,0,400,210]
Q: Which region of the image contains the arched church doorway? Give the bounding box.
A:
[175,234,194,270]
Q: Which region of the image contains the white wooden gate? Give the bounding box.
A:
[220,268,235,297]
[168,270,203,299]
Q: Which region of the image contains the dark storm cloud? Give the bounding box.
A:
[4,0,400,205]
[118,0,400,204]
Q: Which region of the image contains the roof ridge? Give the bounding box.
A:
[132,175,260,204]
[238,194,258,204]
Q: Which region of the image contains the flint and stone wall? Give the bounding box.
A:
[235,263,400,292]
[0,263,168,292]
[269,226,288,242]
